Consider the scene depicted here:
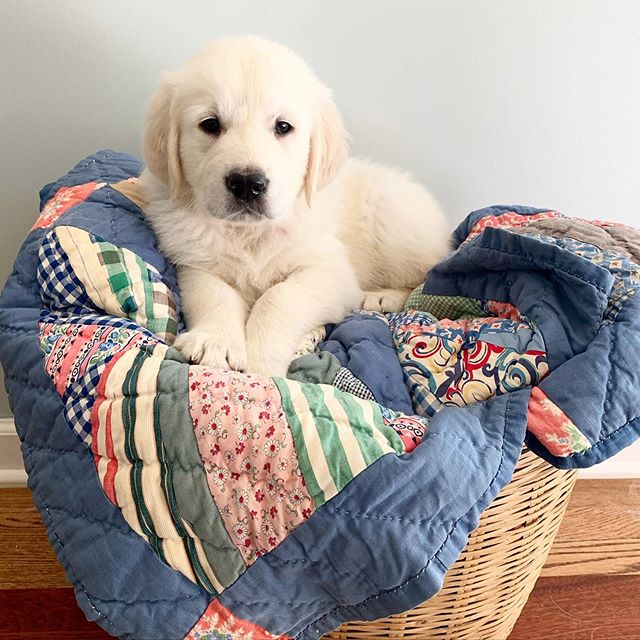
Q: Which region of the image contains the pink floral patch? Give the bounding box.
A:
[465,210,559,243]
[527,387,591,457]
[185,599,288,639]
[32,182,106,230]
[188,368,314,563]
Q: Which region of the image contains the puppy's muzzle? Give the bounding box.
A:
[225,171,269,202]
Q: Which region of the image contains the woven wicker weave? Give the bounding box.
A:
[325,447,577,640]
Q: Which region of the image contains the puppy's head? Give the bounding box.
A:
[143,36,348,222]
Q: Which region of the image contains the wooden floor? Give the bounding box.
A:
[0,480,639,639]
[509,479,640,640]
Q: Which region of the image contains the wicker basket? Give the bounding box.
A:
[325,447,577,640]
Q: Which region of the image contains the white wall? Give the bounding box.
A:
[1,1,639,473]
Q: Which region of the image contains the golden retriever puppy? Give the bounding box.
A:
[142,36,450,376]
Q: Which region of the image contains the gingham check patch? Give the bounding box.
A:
[64,369,102,444]
[404,286,484,320]
[408,380,443,418]
[37,230,94,314]
[333,367,375,401]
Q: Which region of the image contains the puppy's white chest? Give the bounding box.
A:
[216,245,281,302]
[204,224,300,304]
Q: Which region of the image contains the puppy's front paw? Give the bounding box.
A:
[245,356,288,378]
[245,345,290,378]
[362,289,409,313]
[174,329,247,371]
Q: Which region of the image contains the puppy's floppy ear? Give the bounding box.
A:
[143,78,188,202]
[304,88,349,206]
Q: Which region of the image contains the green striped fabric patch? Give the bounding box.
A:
[121,348,167,563]
[274,378,404,507]
[156,352,246,592]
[92,343,233,593]
[52,225,178,344]
[95,238,178,340]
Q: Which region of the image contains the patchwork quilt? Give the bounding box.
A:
[1,151,639,640]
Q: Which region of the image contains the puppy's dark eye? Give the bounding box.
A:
[199,117,221,136]
[275,120,293,136]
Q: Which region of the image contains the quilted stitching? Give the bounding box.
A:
[2,157,639,640]
[0,151,212,640]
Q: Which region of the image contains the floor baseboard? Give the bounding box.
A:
[0,419,27,486]
[1,416,639,485]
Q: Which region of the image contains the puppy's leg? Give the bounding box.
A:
[174,266,248,371]
[245,267,362,377]
[362,288,412,313]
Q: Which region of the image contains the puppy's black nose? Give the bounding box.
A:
[225,171,269,201]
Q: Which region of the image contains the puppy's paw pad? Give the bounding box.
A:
[361,290,408,313]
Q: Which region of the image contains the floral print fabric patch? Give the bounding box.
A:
[188,368,314,564]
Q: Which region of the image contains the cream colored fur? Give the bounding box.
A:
[142,36,450,376]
